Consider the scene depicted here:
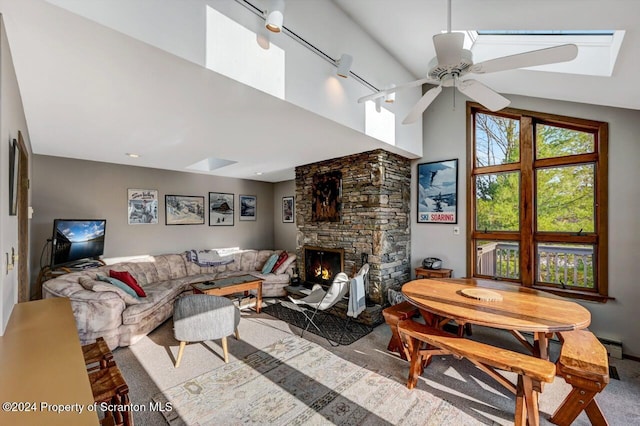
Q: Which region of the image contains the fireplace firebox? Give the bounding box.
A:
[303,246,344,288]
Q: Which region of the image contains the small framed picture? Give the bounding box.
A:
[417,159,458,224]
[128,189,158,225]
[165,195,205,225]
[209,192,234,226]
[239,195,257,221]
[282,196,294,223]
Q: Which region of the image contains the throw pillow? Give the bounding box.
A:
[270,251,289,273]
[387,288,407,306]
[274,254,297,275]
[110,270,147,297]
[94,274,143,305]
[261,253,279,274]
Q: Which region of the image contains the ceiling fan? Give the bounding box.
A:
[358,0,579,124]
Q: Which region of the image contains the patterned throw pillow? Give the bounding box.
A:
[387,288,407,306]
[274,254,297,275]
[270,251,289,273]
[261,254,279,274]
[109,270,147,297]
[94,274,143,305]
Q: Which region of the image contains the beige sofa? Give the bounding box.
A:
[42,249,296,349]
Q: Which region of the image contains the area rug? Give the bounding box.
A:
[261,301,373,345]
[153,335,481,425]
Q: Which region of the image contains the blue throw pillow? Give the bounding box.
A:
[261,254,279,274]
[96,274,140,299]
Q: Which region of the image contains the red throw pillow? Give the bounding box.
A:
[270,251,289,273]
[109,270,146,297]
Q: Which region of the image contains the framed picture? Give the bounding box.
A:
[311,171,342,222]
[417,159,458,224]
[165,195,205,225]
[282,196,294,223]
[239,195,257,221]
[209,192,234,226]
[127,189,158,224]
[9,138,20,216]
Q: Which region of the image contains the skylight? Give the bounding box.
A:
[463,30,625,77]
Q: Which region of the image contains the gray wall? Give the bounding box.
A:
[412,89,640,358]
[0,18,31,333]
[273,180,296,252]
[31,155,275,294]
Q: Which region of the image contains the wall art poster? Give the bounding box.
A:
[311,171,342,222]
[417,159,458,224]
[239,195,257,221]
[165,195,205,225]
[128,189,158,224]
[209,192,234,226]
[282,196,294,223]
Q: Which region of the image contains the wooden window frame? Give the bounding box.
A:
[466,102,609,302]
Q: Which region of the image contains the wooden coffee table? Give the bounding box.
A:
[191,274,263,313]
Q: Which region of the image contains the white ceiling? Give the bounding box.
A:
[3,0,639,182]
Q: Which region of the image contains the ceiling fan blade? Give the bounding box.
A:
[458,79,510,111]
[471,43,578,74]
[357,78,438,103]
[402,85,443,124]
[433,32,465,66]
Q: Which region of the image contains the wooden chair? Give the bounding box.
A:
[398,319,556,426]
[88,364,133,426]
[82,337,114,372]
[550,330,610,426]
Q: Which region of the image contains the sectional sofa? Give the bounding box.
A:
[42,249,296,349]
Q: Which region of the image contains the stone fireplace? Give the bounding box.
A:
[303,246,344,288]
[295,149,411,307]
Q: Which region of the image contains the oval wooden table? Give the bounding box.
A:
[402,278,592,360]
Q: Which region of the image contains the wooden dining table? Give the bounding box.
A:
[401,278,592,360]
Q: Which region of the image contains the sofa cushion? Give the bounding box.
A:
[85,275,142,305]
[110,270,147,297]
[271,251,289,273]
[261,254,279,274]
[121,280,184,325]
[274,253,296,274]
[153,254,189,280]
[239,250,258,271]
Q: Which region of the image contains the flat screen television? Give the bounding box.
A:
[50,219,107,268]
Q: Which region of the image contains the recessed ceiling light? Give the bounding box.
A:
[126,153,140,158]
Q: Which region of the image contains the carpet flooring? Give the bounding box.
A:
[261,301,373,345]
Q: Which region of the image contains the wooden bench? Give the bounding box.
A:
[550,330,610,426]
[398,319,556,426]
[382,301,419,360]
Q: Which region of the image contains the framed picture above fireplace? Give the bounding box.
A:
[311,171,342,222]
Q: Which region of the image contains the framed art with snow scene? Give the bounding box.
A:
[417,159,458,224]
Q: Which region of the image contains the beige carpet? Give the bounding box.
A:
[112,300,640,425]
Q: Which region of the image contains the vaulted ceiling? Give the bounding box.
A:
[2,0,638,182]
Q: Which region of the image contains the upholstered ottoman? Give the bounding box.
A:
[173,294,240,366]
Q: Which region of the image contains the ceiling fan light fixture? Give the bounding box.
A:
[265,0,285,33]
[336,53,353,78]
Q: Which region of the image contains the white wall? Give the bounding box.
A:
[0,18,31,334]
[412,88,640,358]
[272,180,296,252]
[31,155,275,295]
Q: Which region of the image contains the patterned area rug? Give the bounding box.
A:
[261,301,373,345]
[153,336,481,425]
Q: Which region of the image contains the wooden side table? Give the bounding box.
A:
[415,267,452,279]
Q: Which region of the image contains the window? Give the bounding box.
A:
[467,103,608,301]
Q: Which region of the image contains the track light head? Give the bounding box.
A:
[384,84,396,103]
[336,53,353,78]
[265,0,285,33]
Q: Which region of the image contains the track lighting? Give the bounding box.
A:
[336,53,353,78]
[265,0,285,33]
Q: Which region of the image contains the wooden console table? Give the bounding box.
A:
[415,267,453,279]
[0,298,98,425]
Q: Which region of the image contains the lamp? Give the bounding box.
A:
[265,0,285,33]
[336,53,353,78]
[384,84,396,103]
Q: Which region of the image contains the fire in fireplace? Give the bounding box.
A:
[303,246,344,288]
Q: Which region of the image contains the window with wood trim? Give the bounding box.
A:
[466,103,608,302]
